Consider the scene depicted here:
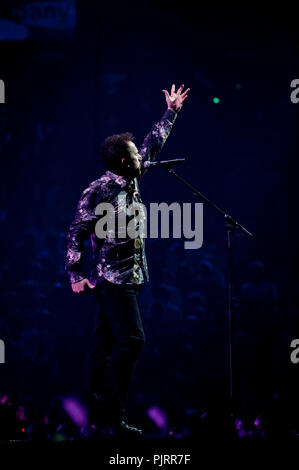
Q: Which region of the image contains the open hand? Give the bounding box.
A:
[162,83,190,112]
[71,278,96,294]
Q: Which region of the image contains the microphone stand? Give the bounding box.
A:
[165,166,253,430]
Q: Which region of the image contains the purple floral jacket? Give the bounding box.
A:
[65,108,177,286]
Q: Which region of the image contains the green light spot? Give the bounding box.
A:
[53,433,67,442]
[236,83,242,89]
[213,97,220,104]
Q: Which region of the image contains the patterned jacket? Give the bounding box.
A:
[65,108,177,286]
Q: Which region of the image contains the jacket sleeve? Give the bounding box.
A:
[65,183,102,284]
[138,108,178,178]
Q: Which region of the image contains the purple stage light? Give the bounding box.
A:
[146,405,167,430]
[62,397,88,428]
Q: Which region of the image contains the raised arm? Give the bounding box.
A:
[138,84,190,175]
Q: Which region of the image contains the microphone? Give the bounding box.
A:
[142,158,185,168]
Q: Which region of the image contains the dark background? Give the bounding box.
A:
[0,0,298,438]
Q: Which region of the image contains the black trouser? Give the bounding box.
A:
[86,278,145,422]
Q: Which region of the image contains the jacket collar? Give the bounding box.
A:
[106,170,135,189]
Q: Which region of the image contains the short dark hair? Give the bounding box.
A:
[101,132,134,174]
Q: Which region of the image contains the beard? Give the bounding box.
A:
[121,165,141,178]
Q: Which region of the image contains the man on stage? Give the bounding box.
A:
[65,84,190,436]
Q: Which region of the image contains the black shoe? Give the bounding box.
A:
[89,394,142,437]
[116,419,143,436]
[97,419,143,439]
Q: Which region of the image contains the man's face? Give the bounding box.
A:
[122,141,142,177]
